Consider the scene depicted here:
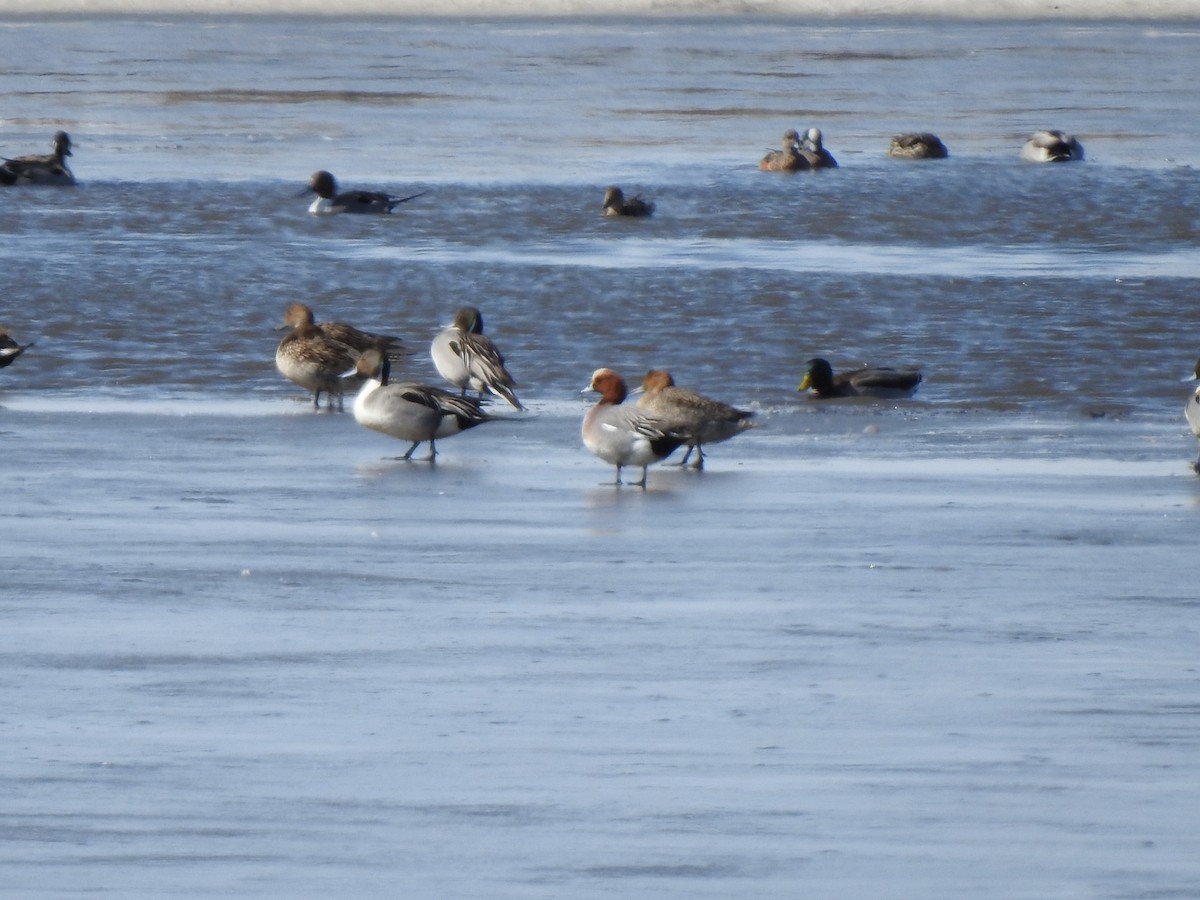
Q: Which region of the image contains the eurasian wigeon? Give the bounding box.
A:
[797,357,923,399]
[353,348,493,461]
[1019,130,1084,163]
[1,131,76,186]
[306,170,426,215]
[582,368,682,487]
[430,306,523,410]
[635,369,756,470]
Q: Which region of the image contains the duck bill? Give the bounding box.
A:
[797,374,812,392]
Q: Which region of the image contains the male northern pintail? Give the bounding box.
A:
[582,368,682,488]
[1,131,76,186]
[799,127,838,169]
[887,132,949,160]
[798,357,923,399]
[1184,359,1200,473]
[306,170,426,215]
[1019,130,1084,163]
[759,129,808,172]
[430,306,524,410]
[353,348,493,461]
[274,303,401,409]
[0,330,34,368]
[634,369,757,470]
[601,186,655,217]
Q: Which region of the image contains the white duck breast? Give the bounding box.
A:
[582,368,681,487]
[306,169,426,215]
[0,331,34,368]
[354,349,492,460]
[1185,360,1200,438]
[430,306,523,410]
[1020,130,1084,162]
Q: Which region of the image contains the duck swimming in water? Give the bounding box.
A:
[601,186,655,217]
[0,330,34,368]
[1019,130,1084,163]
[798,357,923,399]
[759,129,808,172]
[887,132,949,160]
[306,170,426,215]
[798,127,838,169]
[1,131,76,186]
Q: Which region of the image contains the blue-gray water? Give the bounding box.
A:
[2,14,1200,900]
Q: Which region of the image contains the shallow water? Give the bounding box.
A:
[2,13,1200,899]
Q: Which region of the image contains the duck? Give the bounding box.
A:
[353,348,493,461]
[275,304,394,409]
[887,132,948,160]
[1019,130,1084,163]
[601,185,655,217]
[0,330,34,368]
[798,127,838,169]
[430,306,523,410]
[277,302,404,360]
[306,170,426,215]
[1,131,76,186]
[1184,359,1200,473]
[635,369,757,470]
[759,129,808,172]
[798,357,923,399]
[582,368,682,488]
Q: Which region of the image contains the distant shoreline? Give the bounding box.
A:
[1,1,1198,20]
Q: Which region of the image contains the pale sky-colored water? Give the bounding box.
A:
[1,0,1198,15]
[3,11,1199,899]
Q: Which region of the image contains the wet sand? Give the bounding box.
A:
[3,394,1198,898]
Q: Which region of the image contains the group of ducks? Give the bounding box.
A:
[270,300,930,485]
[8,308,1200,483]
[10,126,1196,484]
[271,305,1200,485]
[759,126,844,172]
[758,126,1083,171]
[0,124,1084,201]
[301,126,1084,223]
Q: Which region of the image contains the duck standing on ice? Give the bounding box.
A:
[582,368,681,488]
